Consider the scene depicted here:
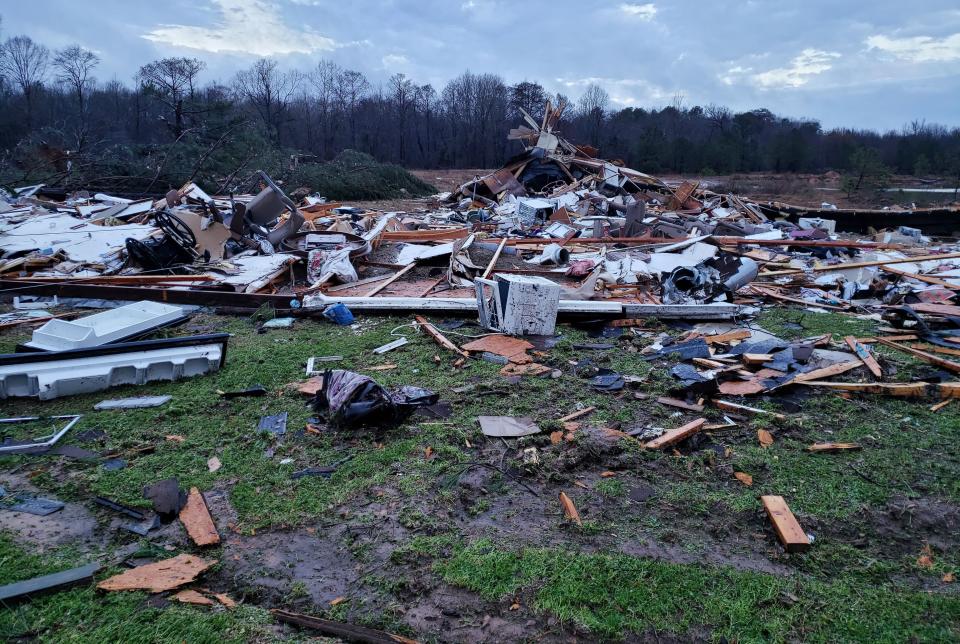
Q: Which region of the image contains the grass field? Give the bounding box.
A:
[1,308,958,642]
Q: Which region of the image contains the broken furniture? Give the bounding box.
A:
[0,415,82,454]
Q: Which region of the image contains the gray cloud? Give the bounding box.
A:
[2,0,958,131]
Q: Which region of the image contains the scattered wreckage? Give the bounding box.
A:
[3,105,960,623]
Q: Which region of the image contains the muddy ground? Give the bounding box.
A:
[2,308,959,642]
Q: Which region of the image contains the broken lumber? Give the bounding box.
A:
[656,396,705,412]
[902,302,960,317]
[559,491,582,526]
[414,315,469,358]
[845,336,882,378]
[0,562,100,605]
[749,285,847,310]
[97,554,215,593]
[178,487,220,546]
[644,418,706,449]
[930,399,954,412]
[799,381,960,398]
[761,495,810,553]
[880,266,959,288]
[808,442,862,452]
[704,329,751,344]
[272,609,418,644]
[557,406,596,422]
[791,361,862,383]
[742,353,774,365]
[172,589,215,606]
[481,237,509,279]
[876,338,960,374]
[364,262,416,297]
[759,251,960,277]
[712,400,787,419]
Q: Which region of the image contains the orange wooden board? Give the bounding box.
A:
[644,418,706,449]
[179,488,220,546]
[97,554,215,593]
[761,495,810,553]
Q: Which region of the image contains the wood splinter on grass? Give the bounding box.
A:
[559,491,582,526]
[761,495,811,553]
[808,442,861,452]
[644,418,706,450]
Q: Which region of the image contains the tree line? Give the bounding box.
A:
[1,25,959,195]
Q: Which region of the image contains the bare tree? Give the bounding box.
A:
[336,69,369,148]
[234,59,301,143]
[52,44,99,109]
[136,57,205,138]
[577,84,609,144]
[0,35,49,127]
[310,59,341,157]
[389,73,416,163]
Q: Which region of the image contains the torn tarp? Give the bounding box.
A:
[312,370,438,428]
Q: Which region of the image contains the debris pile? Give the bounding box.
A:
[2,101,960,637]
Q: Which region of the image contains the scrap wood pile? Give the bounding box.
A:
[0,101,958,322]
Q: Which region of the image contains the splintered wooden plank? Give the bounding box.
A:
[364,262,416,297]
[844,336,882,378]
[559,491,582,526]
[557,406,596,422]
[0,562,100,604]
[656,396,705,412]
[761,495,810,553]
[172,589,215,606]
[644,418,706,449]
[704,329,751,344]
[97,554,215,592]
[272,609,418,644]
[876,339,960,374]
[179,488,220,546]
[800,381,930,397]
[792,360,862,383]
[742,353,774,365]
[808,442,862,452]
[414,315,469,357]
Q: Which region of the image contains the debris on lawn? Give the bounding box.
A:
[0,562,101,605]
[272,608,419,644]
[559,491,583,526]
[179,488,220,547]
[3,96,960,640]
[97,553,216,593]
[762,495,812,553]
[311,369,438,427]
[477,416,540,437]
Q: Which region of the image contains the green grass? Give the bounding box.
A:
[0,533,276,643]
[3,305,960,642]
[432,539,960,642]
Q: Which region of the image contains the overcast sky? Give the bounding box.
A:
[4,0,959,131]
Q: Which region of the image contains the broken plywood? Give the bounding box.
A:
[461,335,533,363]
[179,488,220,546]
[97,554,215,593]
